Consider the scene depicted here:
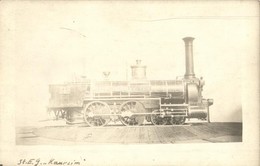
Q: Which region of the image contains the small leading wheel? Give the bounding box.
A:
[170,116,186,125]
[119,101,145,126]
[150,110,168,125]
[83,101,111,127]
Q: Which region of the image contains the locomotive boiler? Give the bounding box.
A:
[48,37,213,126]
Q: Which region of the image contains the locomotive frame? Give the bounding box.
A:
[47,37,213,127]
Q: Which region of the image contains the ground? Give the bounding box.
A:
[16,122,242,145]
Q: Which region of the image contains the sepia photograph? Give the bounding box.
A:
[0,1,259,165]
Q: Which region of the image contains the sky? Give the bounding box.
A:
[0,1,258,126]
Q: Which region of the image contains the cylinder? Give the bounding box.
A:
[183,37,195,78]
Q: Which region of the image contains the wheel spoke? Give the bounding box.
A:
[126,104,131,110]
[130,102,134,109]
[89,105,94,111]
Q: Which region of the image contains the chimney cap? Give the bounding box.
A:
[183,37,195,42]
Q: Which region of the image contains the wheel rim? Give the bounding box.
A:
[119,101,145,126]
[150,110,168,125]
[170,116,186,125]
[84,101,111,127]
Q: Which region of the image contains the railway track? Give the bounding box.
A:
[16,122,242,145]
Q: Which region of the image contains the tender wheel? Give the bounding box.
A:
[170,116,186,125]
[48,109,65,120]
[119,101,145,126]
[150,110,168,125]
[65,109,83,124]
[83,101,111,127]
[65,110,74,124]
[48,109,58,120]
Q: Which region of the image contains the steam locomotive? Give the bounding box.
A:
[48,37,213,126]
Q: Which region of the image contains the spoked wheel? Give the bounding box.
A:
[150,110,168,125]
[83,101,111,127]
[119,101,145,126]
[170,116,186,125]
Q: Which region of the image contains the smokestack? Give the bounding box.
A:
[183,37,195,78]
